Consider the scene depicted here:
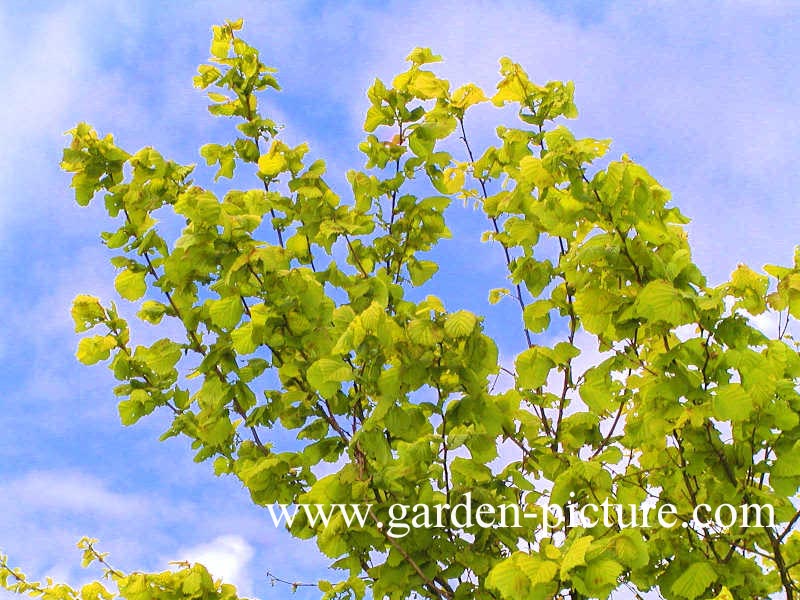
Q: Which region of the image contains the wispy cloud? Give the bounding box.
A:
[0,470,149,519]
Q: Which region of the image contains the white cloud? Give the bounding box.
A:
[174,535,255,592]
[742,307,800,341]
[0,4,90,232]
[0,6,85,138]
[0,470,149,519]
[723,0,798,14]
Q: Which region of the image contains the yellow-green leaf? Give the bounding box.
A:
[77,335,117,365]
[444,310,477,338]
[671,562,716,599]
[451,83,488,110]
[114,269,147,301]
[71,294,106,332]
[712,384,753,422]
[208,296,243,330]
[634,280,693,325]
[258,152,285,177]
[308,358,352,400]
[560,536,593,578]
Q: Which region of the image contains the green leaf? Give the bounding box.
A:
[231,323,256,354]
[634,280,694,325]
[711,587,734,600]
[523,300,552,333]
[208,296,243,330]
[712,384,753,422]
[670,562,717,599]
[515,553,557,592]
[79,581,113,600]
[772,445,800,477]
[210,32,229,58]
[560,536,593,578]
[405,47,442,65]
[764,264,791,279]
[364,105,392,132]
[410,70,449,99]
[71,294,106,332]
[136,339,181,375]
[207,92,229,103]
[450,83,488,110]
[181,569,204,595]
[258,151,285,178]
[580,559,623,597]
[489,288,509,304]
[516,347,555,389]
[197,376,228,412]
[138,300,169,325]
[409,125,435,158]
[234,138,259,163]
[553,341,580,365]
[439,166,464,194]
[408,260,438,286]
[519,156,554,189]
[613,530,649,569]
[486,557,530,598]
[308,358,352,400]
[407,319,442,346]
[114,269,147,301]
[76,335,117,365]
[118,390,148,426]
[729,263,769,314]
[444,310,477,338]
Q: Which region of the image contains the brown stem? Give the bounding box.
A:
[458,116,533,348]
[368,510,453,599]
[127,212,268,455]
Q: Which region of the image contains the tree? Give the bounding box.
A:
[4,18,800,600]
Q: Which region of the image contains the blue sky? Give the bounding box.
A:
[0,1,798,599]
